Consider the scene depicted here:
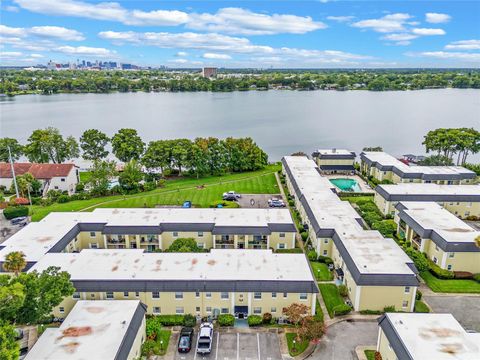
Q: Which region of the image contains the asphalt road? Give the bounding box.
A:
[424,296,480,332]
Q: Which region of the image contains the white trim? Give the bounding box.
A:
[247,292,252,315]
[354,285,361,310]
[231,292,235,313]
[291,233,296,249]
[311,294,316,315]
[376,327,382,352]
[440,252,448,269]
[410,287,417,312]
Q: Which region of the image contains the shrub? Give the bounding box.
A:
[454,271,473,279]
[3,206,28,219]
[317,256,333,265]
[146,317,162,339]
[288,200,294,207]
[473,274,480,283]
[332,304,351,316]
[141,339,157,357]
[183,314,196,327]
[360,310,383,315]
[75,183,85,192]
[300,232,309,241]
[153,315,184,326]
[307,250,317,261]
[57,195,70,203]
[416,290,422,301]
[371,220,397,238]
[383,305,396,313]
[262,312,272,324]
[217,314,235,327]
[338,285,348,297]
[247,315,262,327]
[363,212,383,226]
[404,248,429,272]
[428,260,455,279]
[276,248,304,253]
[143,182,157,192]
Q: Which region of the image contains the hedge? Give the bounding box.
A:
[151,315,185,326]
[332,304,352,316]
[317,256,334,265]
[474,274,480,283]
[247,315,262,326]
[276,248,303,253]
[217,314,235,326]
[428,260,455,279]
[3,206,28,220]
[183,314,196,327]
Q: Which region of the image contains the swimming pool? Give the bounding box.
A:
[329,178,361,192]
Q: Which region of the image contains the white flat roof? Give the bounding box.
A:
[378,183,480,196]
[362,152,474,176]
[25,300,143,360]
[0,208,294,262]
[283,156,414,276]
[383,313,480,360]
[29,249,314,282]
[399,202,479,243]
[315,149,354,156]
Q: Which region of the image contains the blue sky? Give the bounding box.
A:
[1,0,479,68]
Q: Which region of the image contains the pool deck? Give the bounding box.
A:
[324,174,375,193]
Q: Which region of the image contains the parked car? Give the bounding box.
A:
[182,201,192,208]
[222,193,238,201]
[178,327,194,353]
[196,322,214,355]
[11,216,27,225]
[269,199,286,208]
[222,191,241,198]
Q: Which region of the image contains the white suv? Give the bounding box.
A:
[196,322,214,354]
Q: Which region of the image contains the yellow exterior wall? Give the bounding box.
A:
[317,158,354,167]
[377,329,399,360]
[358,286,416,312]
[127,317,146,360]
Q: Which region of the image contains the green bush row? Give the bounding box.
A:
[217,314,235,326]
[332,304,352,316]
[428,259,455,279]
[3,206,28,219]
[247,315,263,326]
[276,248,304,253]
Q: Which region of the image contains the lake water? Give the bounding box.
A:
[1,89,479,162]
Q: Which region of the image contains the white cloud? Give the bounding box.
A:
[0,25,25,37]
[412,28,445,36]
[126,10,189,26]
[408,51,480,61]
[30,53,44,58]
[4,5,20,12]
[0,24,84,41]
[382,33,418,41]
[202,53,232,60]
[352,13,411,33]
[425,13,451,24]
[188,7,326,35]
[168,58,188,64]
[1,51,23,57]
[445,40,480,50]
[326,16,354,23]
[175,51,188,57]
[56,45,114,57]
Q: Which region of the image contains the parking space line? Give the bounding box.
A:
[257,333,261,360]
[237,333,240,360]
[215,333,219,360]
[193,344,197,360]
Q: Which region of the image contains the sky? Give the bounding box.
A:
[1,0,479,68]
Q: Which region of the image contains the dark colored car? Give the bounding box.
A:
[178,327,194,353]
[11,216,27,225]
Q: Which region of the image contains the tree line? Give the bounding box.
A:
[422,128,479,165]
[1,69,480,95]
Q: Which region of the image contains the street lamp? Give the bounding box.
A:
[292,339,297,353]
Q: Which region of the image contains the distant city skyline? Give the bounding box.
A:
[1,0,479,68]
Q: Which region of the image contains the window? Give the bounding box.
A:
[61,178,65,182]
[176,307,184,314]
[447,265,452,271]
[433,257,438,264]
[253,307,262,314]
[198,243,204,249]
[283,292,288,298]
[195,291,200,298]
[130,243,137,249]
[449,252,455,258]
[123,291,129,297]
[106,292,114,299]
[89,231,96,237]
[278,243,285,249]
[152,292,160,299]
[324,239,328,244]
[90,293,95,298]
[206,292,212,298]
[279,233,285,238]
[221,292,229,299]
[254,292,262,299]
[89,243,98,249]
[175,292,183,299]
[221,308,229,314]
[73,292,80,299]
[323,250,328,256]
[299,293,307,300]
[404,286,410,294]
[271,307,277,313]
[153,307,161,314]
[271,292,277,298]
[173,232,178,237]
[465,211,470,217]
[206,307,212,313]
[54,186,59,189]
[198,231,204,237]
[196,307,200,312]
[59,307,65,313]
[402,301,408,308]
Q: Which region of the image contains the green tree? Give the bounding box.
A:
[142,140,172,173]
[0,138,23,162]
[167,238,203,252]
[171,139,192,175]
[24,127,79,163]
[417,155,454,166]
[87,160,117,195]
[111,128,145,162]
[362,146,383,152]
[80,129,109,160]
[0,277,25,322]
[9,172,41,198]
[119,160,143,191]
[2,251,26,276]
[0,321,19,360]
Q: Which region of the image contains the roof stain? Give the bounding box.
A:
[59,326,93,339]
[61,341,80,354]
[85,306,106,314]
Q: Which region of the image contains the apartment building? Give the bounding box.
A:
[395,202,480,273]
[0,208,296,271]
[282,156,419,312]
[25,300,146,360]
[360,151,476,184]
[28,249,318,319]
[311,148,356,174]
[377,313,480,360]
[374,183,480,218]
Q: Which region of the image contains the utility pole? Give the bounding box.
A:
[8,145,20,199]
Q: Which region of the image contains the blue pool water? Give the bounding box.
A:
[329,178,361,192]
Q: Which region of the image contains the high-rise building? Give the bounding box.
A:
[202,67,218,78]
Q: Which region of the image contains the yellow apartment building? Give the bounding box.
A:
[311,148,356,174]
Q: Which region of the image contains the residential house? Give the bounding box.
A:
[311,148,356,174]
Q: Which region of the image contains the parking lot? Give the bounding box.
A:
[424,296,480,332]
[174,331,283,360]
[237,194,283,209]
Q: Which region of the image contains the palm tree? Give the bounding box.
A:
[3,251,26,276]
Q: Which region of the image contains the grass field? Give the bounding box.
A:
[420,271,480,294]
[364,350,376,360]
[414,300,430,313]
[319,284,345,318]
[30,165,281,221]
[310,262,333,281]
[286,333,309,356]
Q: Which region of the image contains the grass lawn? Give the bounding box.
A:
[156,330,171,355]
[79,171,92,183]
[315,300,324,322]
[319,284,344,318]
[30,165,280,221]
[364,350,376,360]
[420,271,480,294]
[286,332,309,357]
[340,196,375,205]
[414,300,430,313]
[310,261,333,281]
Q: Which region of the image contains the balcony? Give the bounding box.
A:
[106,235,126,244]
[412,235,422,250]
[140,235,159,244]
[249,236,268,249]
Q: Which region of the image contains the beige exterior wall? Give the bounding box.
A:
[317,158,354,168]
[127,316,146,360]
[377,329,399,360]
[53,291,316,319]
[358,286,416,312]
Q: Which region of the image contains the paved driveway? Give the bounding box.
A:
[312,321,378,360]
[237,194,283,209]
[174,331,282,360]
[424,296,480,332]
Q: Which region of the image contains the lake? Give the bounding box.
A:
[1,89,479,162]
